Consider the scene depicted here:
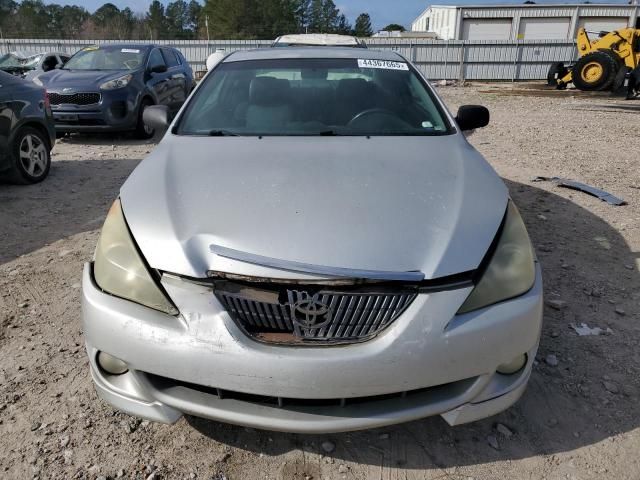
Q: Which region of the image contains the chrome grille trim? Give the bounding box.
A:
[216,286,417,345]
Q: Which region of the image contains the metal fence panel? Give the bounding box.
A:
[1,37,579,81]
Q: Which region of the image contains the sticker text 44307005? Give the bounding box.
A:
[357,59,409,71]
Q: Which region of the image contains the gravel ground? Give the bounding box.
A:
[1,83,639,480]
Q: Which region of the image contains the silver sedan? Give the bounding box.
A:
[82,46,543,433]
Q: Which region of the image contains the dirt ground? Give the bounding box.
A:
[1,83,640,480]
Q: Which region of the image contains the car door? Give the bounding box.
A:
[161,48,187,111]
[0,75,14,164]
[146,48,171,106]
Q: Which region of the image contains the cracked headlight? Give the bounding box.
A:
[94,199,178,315]
[100,74,132,90]
[457,201,535,314]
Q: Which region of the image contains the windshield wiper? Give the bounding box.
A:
[208,129,240,137]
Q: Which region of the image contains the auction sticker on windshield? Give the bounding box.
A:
[358,59,409,71]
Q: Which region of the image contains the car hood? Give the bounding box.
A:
[38,69,134,89]
[119,135,508,280]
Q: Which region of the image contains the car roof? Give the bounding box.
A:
[224,47,405,63]
[92,44,155,49]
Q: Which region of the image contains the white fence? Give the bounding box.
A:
[1,38,579,81]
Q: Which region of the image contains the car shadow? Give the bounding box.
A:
[185,179,640,470]
[57,133,156,147]
[0,157,141,264]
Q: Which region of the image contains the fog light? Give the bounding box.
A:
[97,352,128,375]
[497,354,527,375]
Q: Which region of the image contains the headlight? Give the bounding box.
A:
[32,76,43,87]
[94,199,178,315]
[457,201,535,314]
[99,74,132,90]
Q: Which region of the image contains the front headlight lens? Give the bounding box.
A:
[457,201,535,314]
[99,74,132,90]
[32,76,43,87]
[94,199,178,315]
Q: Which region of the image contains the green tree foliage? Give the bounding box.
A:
[354,13,373,37]
[382,23,406,32]
[146,0,167,40]
[0,0,365,40]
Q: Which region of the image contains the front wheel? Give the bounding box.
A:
[571,51,618,91]
[135,98,155,140]
[5,127,51,184]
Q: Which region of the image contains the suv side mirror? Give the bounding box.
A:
[455,105,490,131]
[149,64,167,74]
[143,105,170,134]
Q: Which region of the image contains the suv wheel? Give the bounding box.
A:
[6,127,51,184]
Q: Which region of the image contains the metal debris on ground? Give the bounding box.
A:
[532,176,627,206]
[570,323,613,336]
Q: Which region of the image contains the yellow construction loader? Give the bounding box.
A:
[548,27,640,91]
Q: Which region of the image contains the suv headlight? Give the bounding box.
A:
[93,199,178,315]
[457,201,535,314]
[100,74,132,90]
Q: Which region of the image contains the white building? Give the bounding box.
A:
[411,4,640,40]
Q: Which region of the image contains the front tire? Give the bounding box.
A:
[572,51,618,91]
[135,98,155,140]
[6,127,51,184]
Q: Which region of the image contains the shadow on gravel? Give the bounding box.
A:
[186,179,640,470]
[0,158,140,264]
[59,133,156,147]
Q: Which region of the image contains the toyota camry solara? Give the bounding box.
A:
[82,47,543,433]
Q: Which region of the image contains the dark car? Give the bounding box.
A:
[0,70,55,184]
[34,44,194,138]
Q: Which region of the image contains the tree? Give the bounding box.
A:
[146,0,168,40]
[307,0,340,33]
[14,0,52,38]
[382,23,405,32]
[0,0,17,37]
[335,14,352,35]
[354,13,373,37]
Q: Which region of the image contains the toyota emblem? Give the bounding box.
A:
[289,292,333,331]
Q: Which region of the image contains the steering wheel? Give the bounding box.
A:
[123,59,140,70]
[347,108,399,127]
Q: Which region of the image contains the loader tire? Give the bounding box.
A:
[547,62,567,87]
[572,51,618,91]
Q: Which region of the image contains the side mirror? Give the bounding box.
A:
[455,105,490,131]
[149,64,167,74]
[143,105,170,134]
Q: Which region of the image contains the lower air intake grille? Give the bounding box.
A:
[216,286,417,345]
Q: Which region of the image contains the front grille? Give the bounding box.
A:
[215,284,417,345]
[48,92,101,106]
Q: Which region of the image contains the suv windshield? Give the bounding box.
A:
[64,46,146,71]
[177,58,451,136]
[0,53,41,70]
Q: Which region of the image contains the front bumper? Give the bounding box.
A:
[82,263,543,433]
[50,88,139,132]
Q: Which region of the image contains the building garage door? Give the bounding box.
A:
[578,17,628,34]
[462,19,512,40]
[518,17,571,40]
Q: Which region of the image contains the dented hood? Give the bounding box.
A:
[119,135,508,280]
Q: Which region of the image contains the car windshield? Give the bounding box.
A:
[0,53,41,70]
[64,46,146,71]
[177,58,451,136]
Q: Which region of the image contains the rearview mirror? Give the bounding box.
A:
[143,105,170,135]
[455,105,490,131]
[149,64,167,74]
